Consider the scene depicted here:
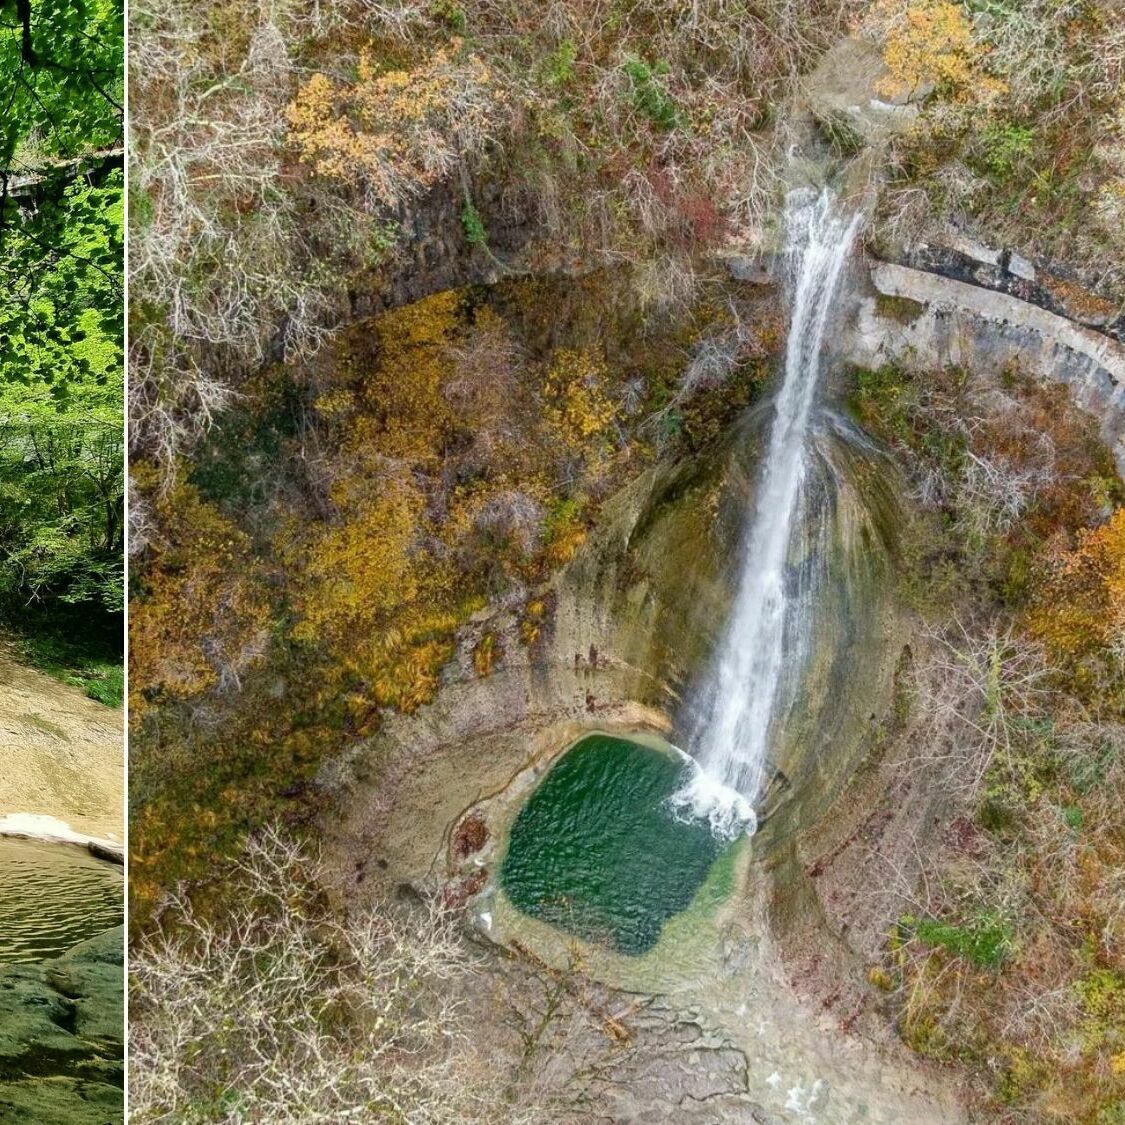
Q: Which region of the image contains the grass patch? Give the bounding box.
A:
[9,629,124,707]
[905,913,1012,969]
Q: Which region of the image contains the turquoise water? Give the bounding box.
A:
[501,733,732,955]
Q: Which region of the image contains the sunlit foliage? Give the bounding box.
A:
[0,0,124,674]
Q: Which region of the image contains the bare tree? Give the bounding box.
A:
[130,829,655,1124]
[131,829,525,1123]
[909,620,1054,798]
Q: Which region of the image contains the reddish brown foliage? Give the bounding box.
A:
[453,813,489,859]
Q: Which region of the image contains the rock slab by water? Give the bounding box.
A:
[0,926,124,1124]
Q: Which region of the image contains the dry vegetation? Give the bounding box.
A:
[131,831,498,1123]
[131,829,697,1124]
[853,361,1125,1121]
[129,0,856,474]
[864,0,1125,304]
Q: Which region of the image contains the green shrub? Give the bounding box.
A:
[909,913,1012,968]
[623,57,680,130]
[461,200,487,246]
[974,122,1036,181]
[543,39,577,87]
[13,627,123,707]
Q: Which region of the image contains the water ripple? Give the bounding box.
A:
[0,838,123,963]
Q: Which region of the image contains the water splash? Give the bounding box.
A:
[672,189,862,838]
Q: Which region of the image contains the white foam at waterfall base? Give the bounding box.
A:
[670,188,862,841]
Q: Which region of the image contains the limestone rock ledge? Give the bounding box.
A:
[846,260,1125,473]
[0,927,124,1125]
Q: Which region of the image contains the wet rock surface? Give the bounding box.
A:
[0,927,124,1124]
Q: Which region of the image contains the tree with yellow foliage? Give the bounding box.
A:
[542,348,616,454]
[286,293,473,713]
[871,0,998,102]
[130,482,271,713]
[287,479,463,712]
[287,40,503,209]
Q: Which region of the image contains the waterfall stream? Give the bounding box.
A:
[673,189,862,839]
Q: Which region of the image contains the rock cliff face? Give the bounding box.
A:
[319,403,964,1125]
[844,260,1125,472]
[0,927,124,1125]
[321,399,908,877]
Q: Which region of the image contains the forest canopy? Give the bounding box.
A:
[0,0,124,679]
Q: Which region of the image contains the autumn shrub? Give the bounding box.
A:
[1034,508,1125,656]
[869,0,989,101]
[129,480,271,714]
[542,349,616,455]
[539,498,588,569]
[287,39,504,205]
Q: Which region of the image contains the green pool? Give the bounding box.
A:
[500,733,732,955]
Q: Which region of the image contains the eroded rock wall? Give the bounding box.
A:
[845,260,1125,470]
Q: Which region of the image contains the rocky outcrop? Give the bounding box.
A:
[804,37,922,147]
[0,650,124,845]
[0,814,124,865]
[845,260,1125,471]
[0,927,124,1125]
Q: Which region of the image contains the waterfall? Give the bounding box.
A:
[672,188,862,839]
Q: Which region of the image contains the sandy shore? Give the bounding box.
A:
[0,650,123,841]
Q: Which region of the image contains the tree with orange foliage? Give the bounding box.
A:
[1031,507,1125,663]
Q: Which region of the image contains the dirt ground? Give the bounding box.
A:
[0,651,124,841]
